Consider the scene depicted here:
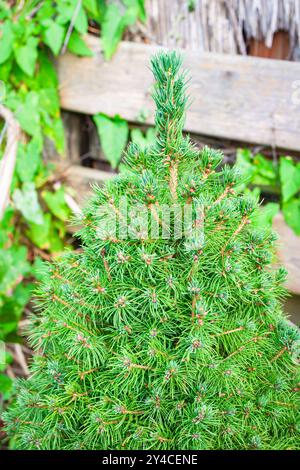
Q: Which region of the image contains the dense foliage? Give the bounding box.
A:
[4,52,300,450]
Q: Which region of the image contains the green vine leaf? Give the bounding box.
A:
[74,4,88,35]
[38,51,59,88]
[26,213,64,253]
[26,213,52,250]
[101,1,142,60]
[15,36,38,77]
[83,0,99,18]
[12,182,44,225]
[93,113,129,169]
[279,157,300,202]
[131,127,156,148]
[255,202,280,229]
[15,91,41,136]
[16,138,41,183]
[252,153,276,185]
[0,20,13,64]
[43,116,65,154]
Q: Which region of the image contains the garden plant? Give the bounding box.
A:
[0,0,145,395]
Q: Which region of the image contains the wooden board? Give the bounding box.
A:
[57,35,300,151]
[66,165,300,295]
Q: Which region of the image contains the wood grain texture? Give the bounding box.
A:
[57,35,300,151]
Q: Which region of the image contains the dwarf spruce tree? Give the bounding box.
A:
[4,52,300,450]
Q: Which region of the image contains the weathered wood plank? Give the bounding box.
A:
[66,165,300,294]
[57,35,300,151]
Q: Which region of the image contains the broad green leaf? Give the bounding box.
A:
[39,88,60,117]
[43,116,65,154]
[37,51,58,88]
[0,284,33,342]
[53,218,66,239]
[0,207,14,247]
[36,2,56,21]
[0,20,13,64]
[255,202,280,229]
[282,198,300,235]
[0,373,13,398]
[93,114,129,169]
[43,20,65,56]
[27,213,64,253]
[279,157,300,202]
[243,186,261,201]
[0,352,13,373]
[83,0,99,17]
[235,148,255,187]
[34,161,55,189]
[252,154,276,185]
[16,138,41,183]
[31,256,48,282]
[0,2,11,21]
[12,182,43,225]
[0,55,12,81]
[101,3,125,60]
[67,30,93,57]
[74,5,88,35]
[123,0,146,22]
[16,91,40,136]
[42,187,70,221]
[15,36,38,77]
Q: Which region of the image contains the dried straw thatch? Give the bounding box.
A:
[146,0,300,59]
